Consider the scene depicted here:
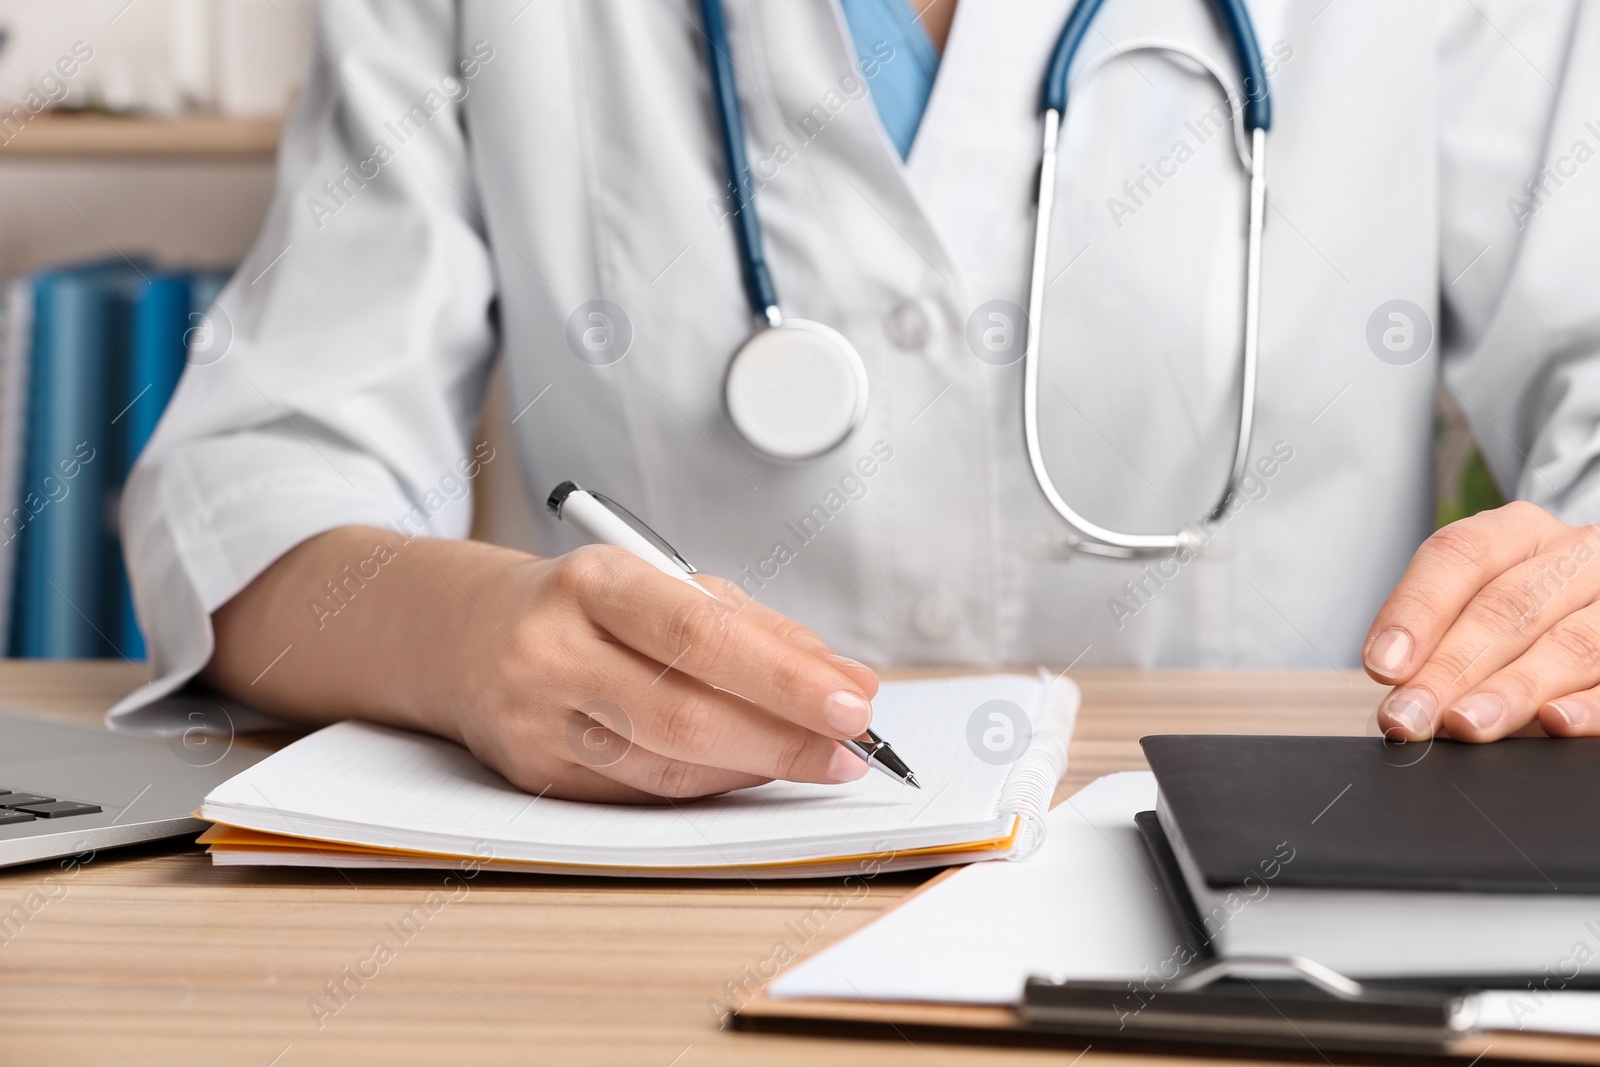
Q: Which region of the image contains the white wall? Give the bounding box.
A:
[0,160,276,278]
[0,0,314,116]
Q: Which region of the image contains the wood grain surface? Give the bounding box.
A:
[0,662,1392,1066]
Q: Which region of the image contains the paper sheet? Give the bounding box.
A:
[1474,993,1600,1036]
[769,771,1184,1004]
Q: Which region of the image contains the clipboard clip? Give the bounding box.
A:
[1164,955,1367,998]
[1022,955,1479,1055]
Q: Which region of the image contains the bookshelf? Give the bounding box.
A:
[0,114,281,160]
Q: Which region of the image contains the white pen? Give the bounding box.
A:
[546,481,919,788]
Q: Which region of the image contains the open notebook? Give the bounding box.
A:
[197,672,1079,879]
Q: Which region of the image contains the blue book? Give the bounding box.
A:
[11,261,145,658]
[124,275,191,467]
[114,272,197,659]
[0,277,36,655]
[189,271,230,319]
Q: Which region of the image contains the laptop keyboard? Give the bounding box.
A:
[0,788,102,823]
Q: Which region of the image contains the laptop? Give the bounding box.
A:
[0,706,267,869]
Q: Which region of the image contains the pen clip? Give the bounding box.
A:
[587,490,698,574]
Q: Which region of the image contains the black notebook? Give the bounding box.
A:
[1140,735,1600,980]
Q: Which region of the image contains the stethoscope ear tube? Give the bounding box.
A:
[1215,125,1268,521]
[1042,0,1273,132]
[1213,0,1272,131]
[1021,109,1197,559]
[1023,19,1271,558]
[1042,0,1111,113]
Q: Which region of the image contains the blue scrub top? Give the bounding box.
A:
[838,0,941,159]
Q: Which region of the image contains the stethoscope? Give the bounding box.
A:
[699,0,1272,559]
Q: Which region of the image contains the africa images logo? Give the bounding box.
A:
[1366,300,1433,367]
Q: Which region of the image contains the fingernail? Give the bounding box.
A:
[825,745,870,783]
[827,653,869,673]
[1451,692,1504,733]
[1380,687,1435,738]
[822,691,872,735]
[1365,628,1413,677]
[1547,700,1589,731]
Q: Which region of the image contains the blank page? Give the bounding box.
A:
[202,673,1077,869]
[769,772,1182,1003]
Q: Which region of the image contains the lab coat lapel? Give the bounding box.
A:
[906,0,1075,302]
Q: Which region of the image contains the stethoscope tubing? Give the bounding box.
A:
[698,0,781,323]
[695,0,1275,558]
[1024,0,1274,558]
[1043,0,1272,131]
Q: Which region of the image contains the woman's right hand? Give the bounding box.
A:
[206,527,881,802]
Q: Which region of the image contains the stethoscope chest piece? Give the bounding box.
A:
[723,318,869,463]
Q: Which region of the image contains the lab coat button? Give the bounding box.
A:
[913,589,962,640]
[885,301,930,350]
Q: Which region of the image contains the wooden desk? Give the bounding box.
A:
[0,662,1387,1066]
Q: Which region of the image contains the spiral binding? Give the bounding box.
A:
[994,668,1080,862]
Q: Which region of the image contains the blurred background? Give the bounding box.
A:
[0,0,310,278]
[0,0,1500,662]
[0,0,315,662]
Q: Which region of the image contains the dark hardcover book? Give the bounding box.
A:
[1140,735,1600,979]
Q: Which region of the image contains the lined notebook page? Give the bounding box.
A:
[202,673,1078,868]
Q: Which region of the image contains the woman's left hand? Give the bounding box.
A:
[1366,501,1600,741]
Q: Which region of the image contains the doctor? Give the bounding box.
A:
[114,0,1600,801]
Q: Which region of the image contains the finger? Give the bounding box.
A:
[571,640,870,785]
[562,712,777,799]
[1363,503,1560,687]
[465,688,768,804]
[1539,687,1600,737]
[472,732,667,804]
[821,653,881,700]
[696,575,828,651]
[1377,543,1600,739]
[697,575,881,698]
[1439,601,1600,741]
[567,549,875,738]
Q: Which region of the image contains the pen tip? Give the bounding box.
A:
[906,774,921,789]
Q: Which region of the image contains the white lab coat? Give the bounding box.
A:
[111,0,1600,728]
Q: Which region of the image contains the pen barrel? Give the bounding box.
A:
[559,490,708,593]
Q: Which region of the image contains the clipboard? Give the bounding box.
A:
[733,814,1600,1062]
[737,925,1600,1063]
[734,978,1600,1063]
